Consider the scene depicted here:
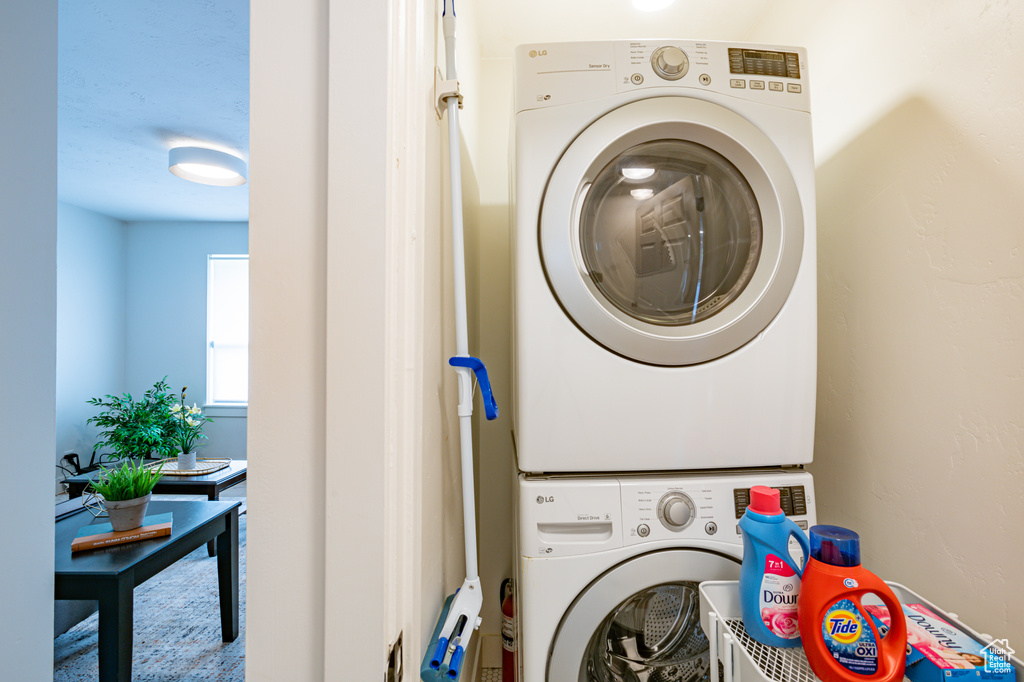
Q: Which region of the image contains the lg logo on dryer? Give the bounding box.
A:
[536,495,554,504]
[528,49,548,58]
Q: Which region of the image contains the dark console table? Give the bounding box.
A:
[65,459,247,501]
[64,459,246,556]
[54,500,240,682]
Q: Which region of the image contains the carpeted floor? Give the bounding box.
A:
[53,507,247,681]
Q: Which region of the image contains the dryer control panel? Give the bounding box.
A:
[518,469,815,559]
[513,39,810,116]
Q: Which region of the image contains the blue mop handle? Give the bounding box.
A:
[429,638,449,670]
[448,356,498,420]
[447,647,465,679]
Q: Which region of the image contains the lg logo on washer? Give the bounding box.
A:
[536,495,554,504]
[528,49,548,58]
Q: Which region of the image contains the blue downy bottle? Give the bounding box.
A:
[738,485,811,647]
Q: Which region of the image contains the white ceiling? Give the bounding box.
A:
[56,0,771,223]
[58,0,249,223]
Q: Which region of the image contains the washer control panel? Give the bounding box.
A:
[621,480,724,545]
[518,469,816,558]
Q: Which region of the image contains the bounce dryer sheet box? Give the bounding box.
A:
[865,604,1016,682]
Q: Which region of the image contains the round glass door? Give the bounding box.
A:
[580,140,761,327]
[583,582,709,682]
[547,549,741,681]
[540,97,804,366]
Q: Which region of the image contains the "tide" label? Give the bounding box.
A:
[823,599,879,675]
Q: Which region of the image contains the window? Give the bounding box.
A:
[207,255,249,405]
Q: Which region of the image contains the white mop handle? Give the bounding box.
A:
[442,3,479,583]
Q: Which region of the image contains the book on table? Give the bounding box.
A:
[71,512,173,553]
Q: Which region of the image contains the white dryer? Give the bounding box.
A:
[515,469,815,681]
[512,40,817,473]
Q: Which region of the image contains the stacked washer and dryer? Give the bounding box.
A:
[510,40,819,681]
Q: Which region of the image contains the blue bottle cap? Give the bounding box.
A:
[810,525,861,567]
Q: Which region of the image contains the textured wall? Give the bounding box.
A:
[749,0,1024,644]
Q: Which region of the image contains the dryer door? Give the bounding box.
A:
[540,97,804,365]
[547,548,741,682]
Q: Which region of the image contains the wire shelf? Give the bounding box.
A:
[723,617,817,682]
[700,581,1024,682]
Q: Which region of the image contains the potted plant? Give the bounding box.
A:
[170,386,213,470]
[87,377,178,463]
[88,460,165,531]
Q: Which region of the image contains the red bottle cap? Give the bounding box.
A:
[748,486,782,515]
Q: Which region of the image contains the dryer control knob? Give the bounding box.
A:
[657,492,695,531]
[652,46,689,80]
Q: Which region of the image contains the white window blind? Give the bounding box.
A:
[207,255,249,405]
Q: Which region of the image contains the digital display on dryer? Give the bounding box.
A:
[728,48,800,79]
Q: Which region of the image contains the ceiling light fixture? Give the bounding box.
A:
[631,188,655,200]
[632,0,674,11]
[168,146,247,186]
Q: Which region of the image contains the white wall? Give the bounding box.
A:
[746,0,1024,644]
[247,1,329,676]
[463,0,1024,649]
[56,204,126,474]
[124,220,248,458]
[249,0,465,678]
[0,0,57,677]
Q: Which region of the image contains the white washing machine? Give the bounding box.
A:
[512,40,817,473]
[515,469,815,681]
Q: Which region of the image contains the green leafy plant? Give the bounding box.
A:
[170,386,213,454]
[88,460,164,501]
[87,377,178,460]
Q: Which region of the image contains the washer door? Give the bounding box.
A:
[540,97,804,365]
[547,549,741,681]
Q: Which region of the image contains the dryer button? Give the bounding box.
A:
[651,46,689,80]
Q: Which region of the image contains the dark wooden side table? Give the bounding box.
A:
[64,459,247,556]
[54,500,240,682]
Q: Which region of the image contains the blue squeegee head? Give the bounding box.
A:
[420,594,466,682]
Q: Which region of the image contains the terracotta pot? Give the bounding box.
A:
[103,493,152,531]
[177,450,197,470]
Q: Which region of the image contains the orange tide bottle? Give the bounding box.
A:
[798,525,907,682]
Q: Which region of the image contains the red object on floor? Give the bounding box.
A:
[501,578,517,682]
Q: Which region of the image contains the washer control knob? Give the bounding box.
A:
[651,46,689,80]
[657,492,695,531]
